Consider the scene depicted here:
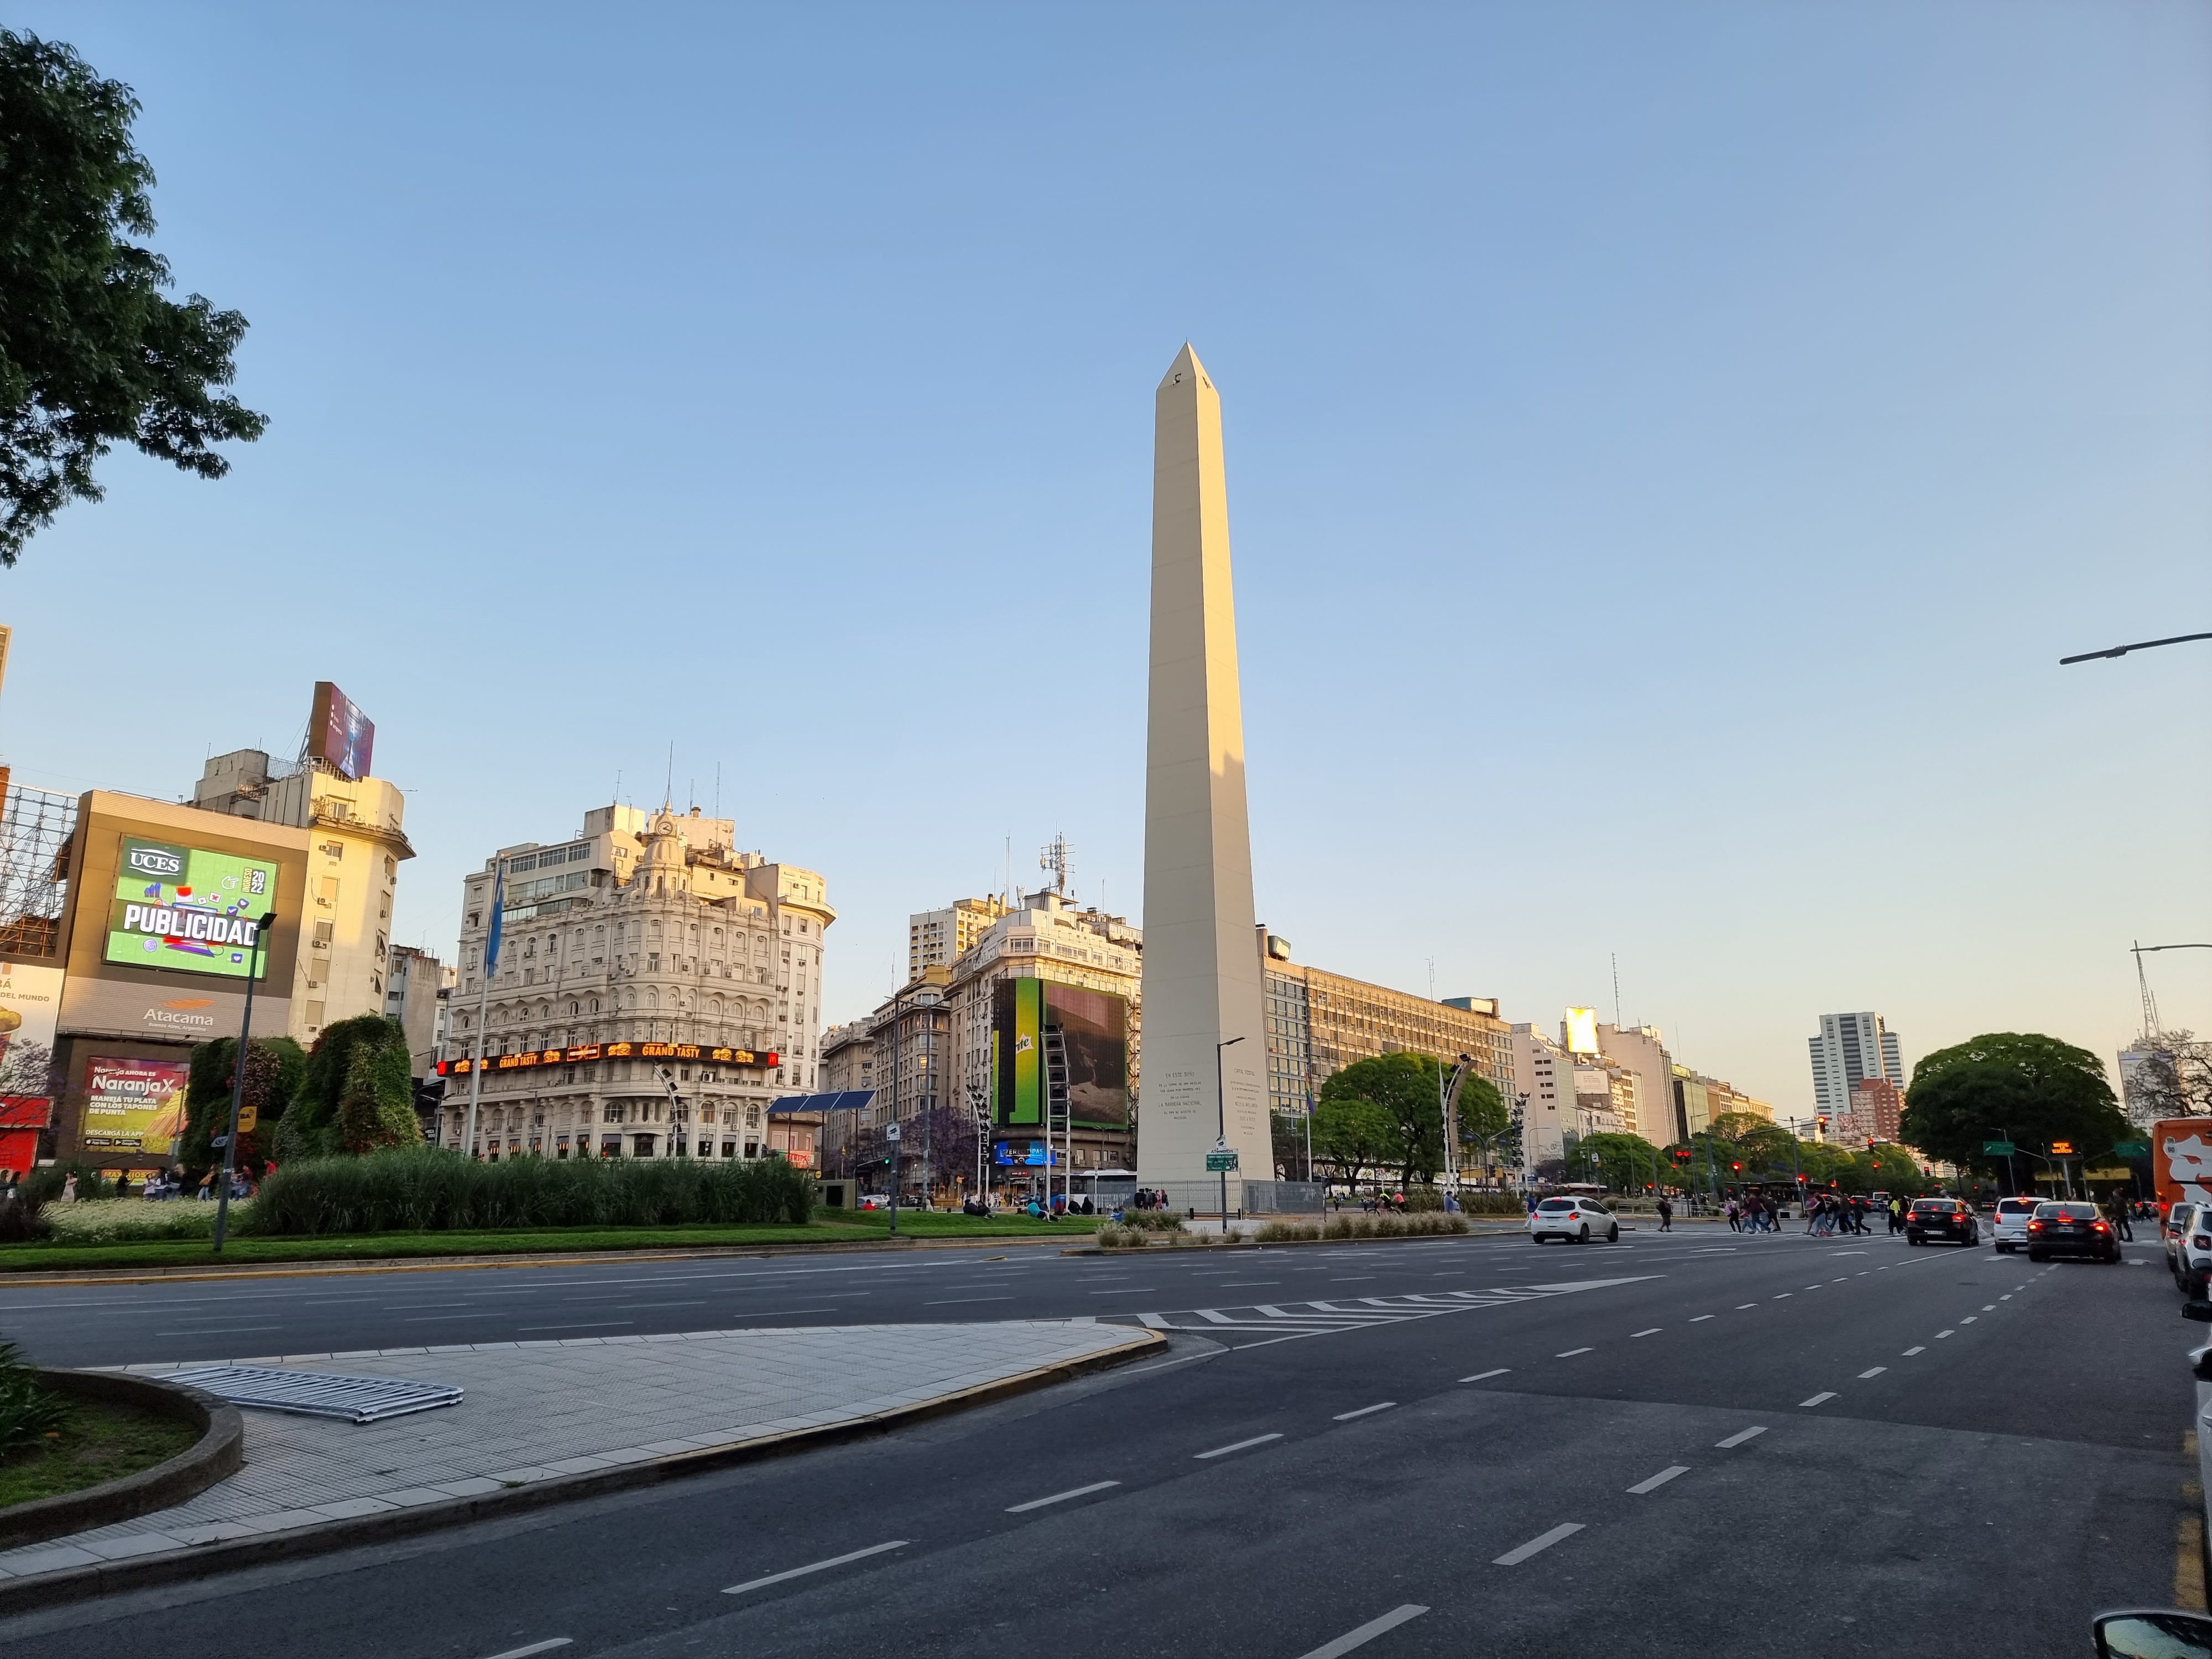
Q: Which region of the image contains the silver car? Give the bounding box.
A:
[1990,1195,2040,1253]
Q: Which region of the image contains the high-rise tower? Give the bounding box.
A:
[1809,1011,1905,1128]
[1136,344,1269,1190]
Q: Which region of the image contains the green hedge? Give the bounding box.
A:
[246,1146,816,1235]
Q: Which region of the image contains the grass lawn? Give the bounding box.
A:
[0,1209,1080,1274]
[0,1397,198,1508]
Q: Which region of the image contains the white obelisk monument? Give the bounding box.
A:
[1136,344,1270,1199]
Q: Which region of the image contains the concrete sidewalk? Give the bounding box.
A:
[0,1319,1155,1586]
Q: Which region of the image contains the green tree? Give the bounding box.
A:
[1570,1130,1662,1192]
[274,1015,417,1161]
[1900,1032,2131,1180]
[1318,1053,1447,1184]
[1312,1095,1399,1189]
[1455,1074,1516,1173]
[0,29,266,565]
[181,1034,306,1172]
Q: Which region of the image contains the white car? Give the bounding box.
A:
[1528,1196,1619,1245]
[1991,1195,2040,1253]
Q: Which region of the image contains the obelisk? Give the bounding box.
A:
[1136,344,1270,1197]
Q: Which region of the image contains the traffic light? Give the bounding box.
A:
[1730,1161,1742,1172]
[1671,1147,1692,1165]
[1817,1114,1828,1133]
[1866,1138,1876,1154]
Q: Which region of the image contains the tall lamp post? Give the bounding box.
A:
[211,910,277,1255]
[1215,1036,1244,1228]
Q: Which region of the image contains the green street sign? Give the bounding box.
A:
[2115,1141,2151,1159]
[1205,1150,1239,1172]
[1982,1140,2016,1156]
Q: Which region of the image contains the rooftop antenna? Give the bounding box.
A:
[664,742,674,810]
[2134,941,2163,1040]
[715,763,721,819]
[1611,952,1623,1028]
[1039,831,1072,898]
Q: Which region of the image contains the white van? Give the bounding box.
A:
[1991,1195,2041,1253]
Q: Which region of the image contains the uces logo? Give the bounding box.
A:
[125,842,187,879]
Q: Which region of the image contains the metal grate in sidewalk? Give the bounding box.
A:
[166,1366,463,1423]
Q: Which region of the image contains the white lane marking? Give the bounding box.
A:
[1333,1401,1397,1421]
[1089,1288,1159,1295]
[1555,1347,1594,1358]
[1799,1392,1837,1407]
[1936,1329,1954,1338]
[1194,1310,1234,1324]
[1631,1327,1662,1338]
[1983,1304,1996,1311]
[1006,1480,1120,1513]
[1715,1426,1768,1448]
[1627,1465,1689,1494]
[1195,1433,1283,1460]
[1461,1368,1510,1383]
[922,1296,1015,1306]
[724,1540,909,1595]
[1772,1293,1793,1300]
[1494,1521,1584,1565]
[1859,1366,1887,1378]
[1806,1285,1823,1290]
[1296,1604,1431,1659]
[1691,1314,1715,1322]
[1137,1313,1168,1328]
[1960,1316,1976,1324]
[482,1642,572,1659]
[1735,1303,1757,1310]
[1903,1345,1926,1355]
[514,1322,633,1333]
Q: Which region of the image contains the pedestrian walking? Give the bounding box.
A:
[1657,1196,1673,1232]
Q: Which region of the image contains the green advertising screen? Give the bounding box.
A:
[103,836,277,979]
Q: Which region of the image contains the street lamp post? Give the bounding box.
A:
[1215,1036,1244,1228]
[211,910,277,1255]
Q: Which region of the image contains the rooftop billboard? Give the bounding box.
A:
[307,682,375,781]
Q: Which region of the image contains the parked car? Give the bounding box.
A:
[2177,1208,2212,1300]
[1990,1195,2041,1253]
[2168,1202,2200,1279]
[1905,1197,1979,1246]
[1527,1196,1619,1244]
[859,1193,891,1211]
[2026,1201,2121,1264]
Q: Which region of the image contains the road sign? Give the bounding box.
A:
[885,1123,901,1142]
[1205,1147,1239,1173]
[1982,1140,2015,1156]
[236,1105,258,1134]
[208,1134,229,1149]
[2050,1140,2075,1156]
[2115,1140,2151,1159]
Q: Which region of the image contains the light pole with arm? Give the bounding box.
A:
[211,910,277,1254]
[1215,1036,1244,1227]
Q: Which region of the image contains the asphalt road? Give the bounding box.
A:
[0,1227,2194,1657]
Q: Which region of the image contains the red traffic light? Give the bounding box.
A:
[1730,1161,1742,1171]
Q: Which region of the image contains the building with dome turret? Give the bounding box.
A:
[438,802,833,1162]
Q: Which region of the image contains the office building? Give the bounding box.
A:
[383,945,448,1079]
[1511,1025,1574,1168]
[440,802,832,1161]
[1846,1076,1903,1142]
[1809,1011,1905,1125]
[909,898,1007,979]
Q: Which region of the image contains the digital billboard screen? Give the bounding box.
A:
[80,1055,190,1153]
[103,836,276,979]
[992,980,1128,1129]
[307,681,375,781]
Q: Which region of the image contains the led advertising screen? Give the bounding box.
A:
[80,1055,191,1153]
[307,681,375,781]
[992,980,1129,1129]
[103,836,277,979]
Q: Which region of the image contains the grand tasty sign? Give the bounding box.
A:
[437,1042,781,1077]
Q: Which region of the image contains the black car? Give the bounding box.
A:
[1906,1198,1979,1246]
[2027,1200,2121,1264]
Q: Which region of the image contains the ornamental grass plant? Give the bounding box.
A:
[245,1145,816,1236]
[0,1341,65,1453]
[41,1198,226,1243]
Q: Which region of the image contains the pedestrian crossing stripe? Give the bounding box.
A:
[1112,1277,1658,1345]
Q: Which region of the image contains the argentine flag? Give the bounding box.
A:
[485,867,504,974]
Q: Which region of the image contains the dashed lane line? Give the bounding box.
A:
[1627,1465,1690,1494]
[1296,1604,1430,1659]
[481,1642,572,1659]
[1007,1481,1120,1514]
[1715,1426,1768,1448]
[1195,1433,1283,1460]
[1556,1347,1594,1358]
[724,1540,910,1596]
[1859,1366,1887,1378]
[1692,1314,1715,1322]
[1462,1369,1510,1383]
[1903,1345,1926,1355]
[1631,1328,1662,1338]
[1800,1392,1837,1407]
[1494,1522,1584,1565]
[1333,1402,1397,1421]
[1936,1330,1955,1339]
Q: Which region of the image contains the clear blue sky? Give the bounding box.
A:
[5,2,2207,1114]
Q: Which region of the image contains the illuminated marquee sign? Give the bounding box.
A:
[437,1042,780,1078]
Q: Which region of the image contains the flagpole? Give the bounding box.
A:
[460,867,504,1160]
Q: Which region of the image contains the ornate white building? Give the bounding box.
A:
[441,804,832,1161]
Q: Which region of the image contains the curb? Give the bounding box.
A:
[0,1372,243,1551]
[0,1326,1165,1615]
[0,1231,1078,1288]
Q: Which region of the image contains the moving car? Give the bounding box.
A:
[1990,1195,2041,1253]
[2026,1200,2120,1264]
[2167,1201,2200,1279]
[1528,1196,1619,1244]
[1905,1197,1979,1246]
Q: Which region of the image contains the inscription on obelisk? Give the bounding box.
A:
[1135,345,1270,1191]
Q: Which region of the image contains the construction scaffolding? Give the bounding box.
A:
[0,776,77,961]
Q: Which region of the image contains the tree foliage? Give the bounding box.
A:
[275,1016,417,1161]
[1318,1053,1459,1184]
[1900,1032,2131,1175]
[181,1034,306,1172]
[1312,1094,1398,1186]
[0,29,266,564]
